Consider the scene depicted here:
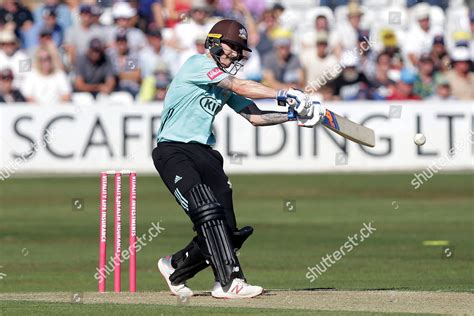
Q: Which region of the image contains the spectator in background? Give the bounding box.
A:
[139,28,177,78]
[21,46,71,104]
[94,0,113,8]
[64,5,105,66]
[315,13,330,33]
[387,68,421,100]
[23,6,64,52]
[218,0,258,34]
[107,2,147,52]
[0,30,28,88]
[0,0,33,35]
[377,29,404,70]
[428,74,455,100]
[389,51,404,71]
[413,54,436,98]
[332,53,371,100]
[173,0,213,51]
[406,0,448,10]
[162,0,192,28]
[74,38,116,97]
[378,29,398,53]
[255,8,277,58]
[357,30,376,80]
[369,51,394,100]
[271,2,285,21]
[315,84,335,101]
[331,2,364,58]
[430,35,449,72]
[300,11,332,52]
[138,63,171,102]
[301,32,338,92]
[452,31,470,53]
[66,0,83,26]
[34,27,65,72]
[445,48,474,100]
[108,31,141,98]
[33,0,73,31]
[403,3,440,68]
[178,31,207,67]
[319,0,349,11]
[217,0,266,19]
[0,69,25,103]
[262,29,304,89]
[138,0,165,30]
[90,4,103,26]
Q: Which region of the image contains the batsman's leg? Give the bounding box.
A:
[153,145,199,296]
[169,180,253,285]
[153,145,261,297]
[187,184,242,289]
[186,184,262,298]
[169,226,253,285]
[170,148,257,291]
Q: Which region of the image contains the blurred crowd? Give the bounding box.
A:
[0,0,473,104]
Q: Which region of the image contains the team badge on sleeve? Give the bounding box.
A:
[238,28,247,40]
[207,67,224,80]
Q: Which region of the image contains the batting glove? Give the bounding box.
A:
[297,97,326,128]
[289,88,314,117]
[276,88,314,118]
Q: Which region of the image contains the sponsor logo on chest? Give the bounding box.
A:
[200,96,222,116]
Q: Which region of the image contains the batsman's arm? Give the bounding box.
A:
[217,76,277,99]
[218,76,309,115]
[238,103,288,126]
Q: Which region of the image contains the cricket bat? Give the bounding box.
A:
[321,109,375,147]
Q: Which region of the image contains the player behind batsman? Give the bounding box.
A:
[154,19,325,299]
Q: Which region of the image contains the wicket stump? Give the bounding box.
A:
[98,170,137,293]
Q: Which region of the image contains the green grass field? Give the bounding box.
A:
[0,173,472,315]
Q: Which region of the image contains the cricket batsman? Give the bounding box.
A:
[154,19,325,299]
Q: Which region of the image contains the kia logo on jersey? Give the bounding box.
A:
[200,96,222,116]
[207,67,224,80]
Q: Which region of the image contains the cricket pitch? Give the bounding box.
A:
[0,290,472,315]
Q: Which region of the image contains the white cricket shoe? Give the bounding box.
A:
[211,278,263,299]
[158,256,194,297]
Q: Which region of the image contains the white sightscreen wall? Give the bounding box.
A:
[0,101,472,175]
